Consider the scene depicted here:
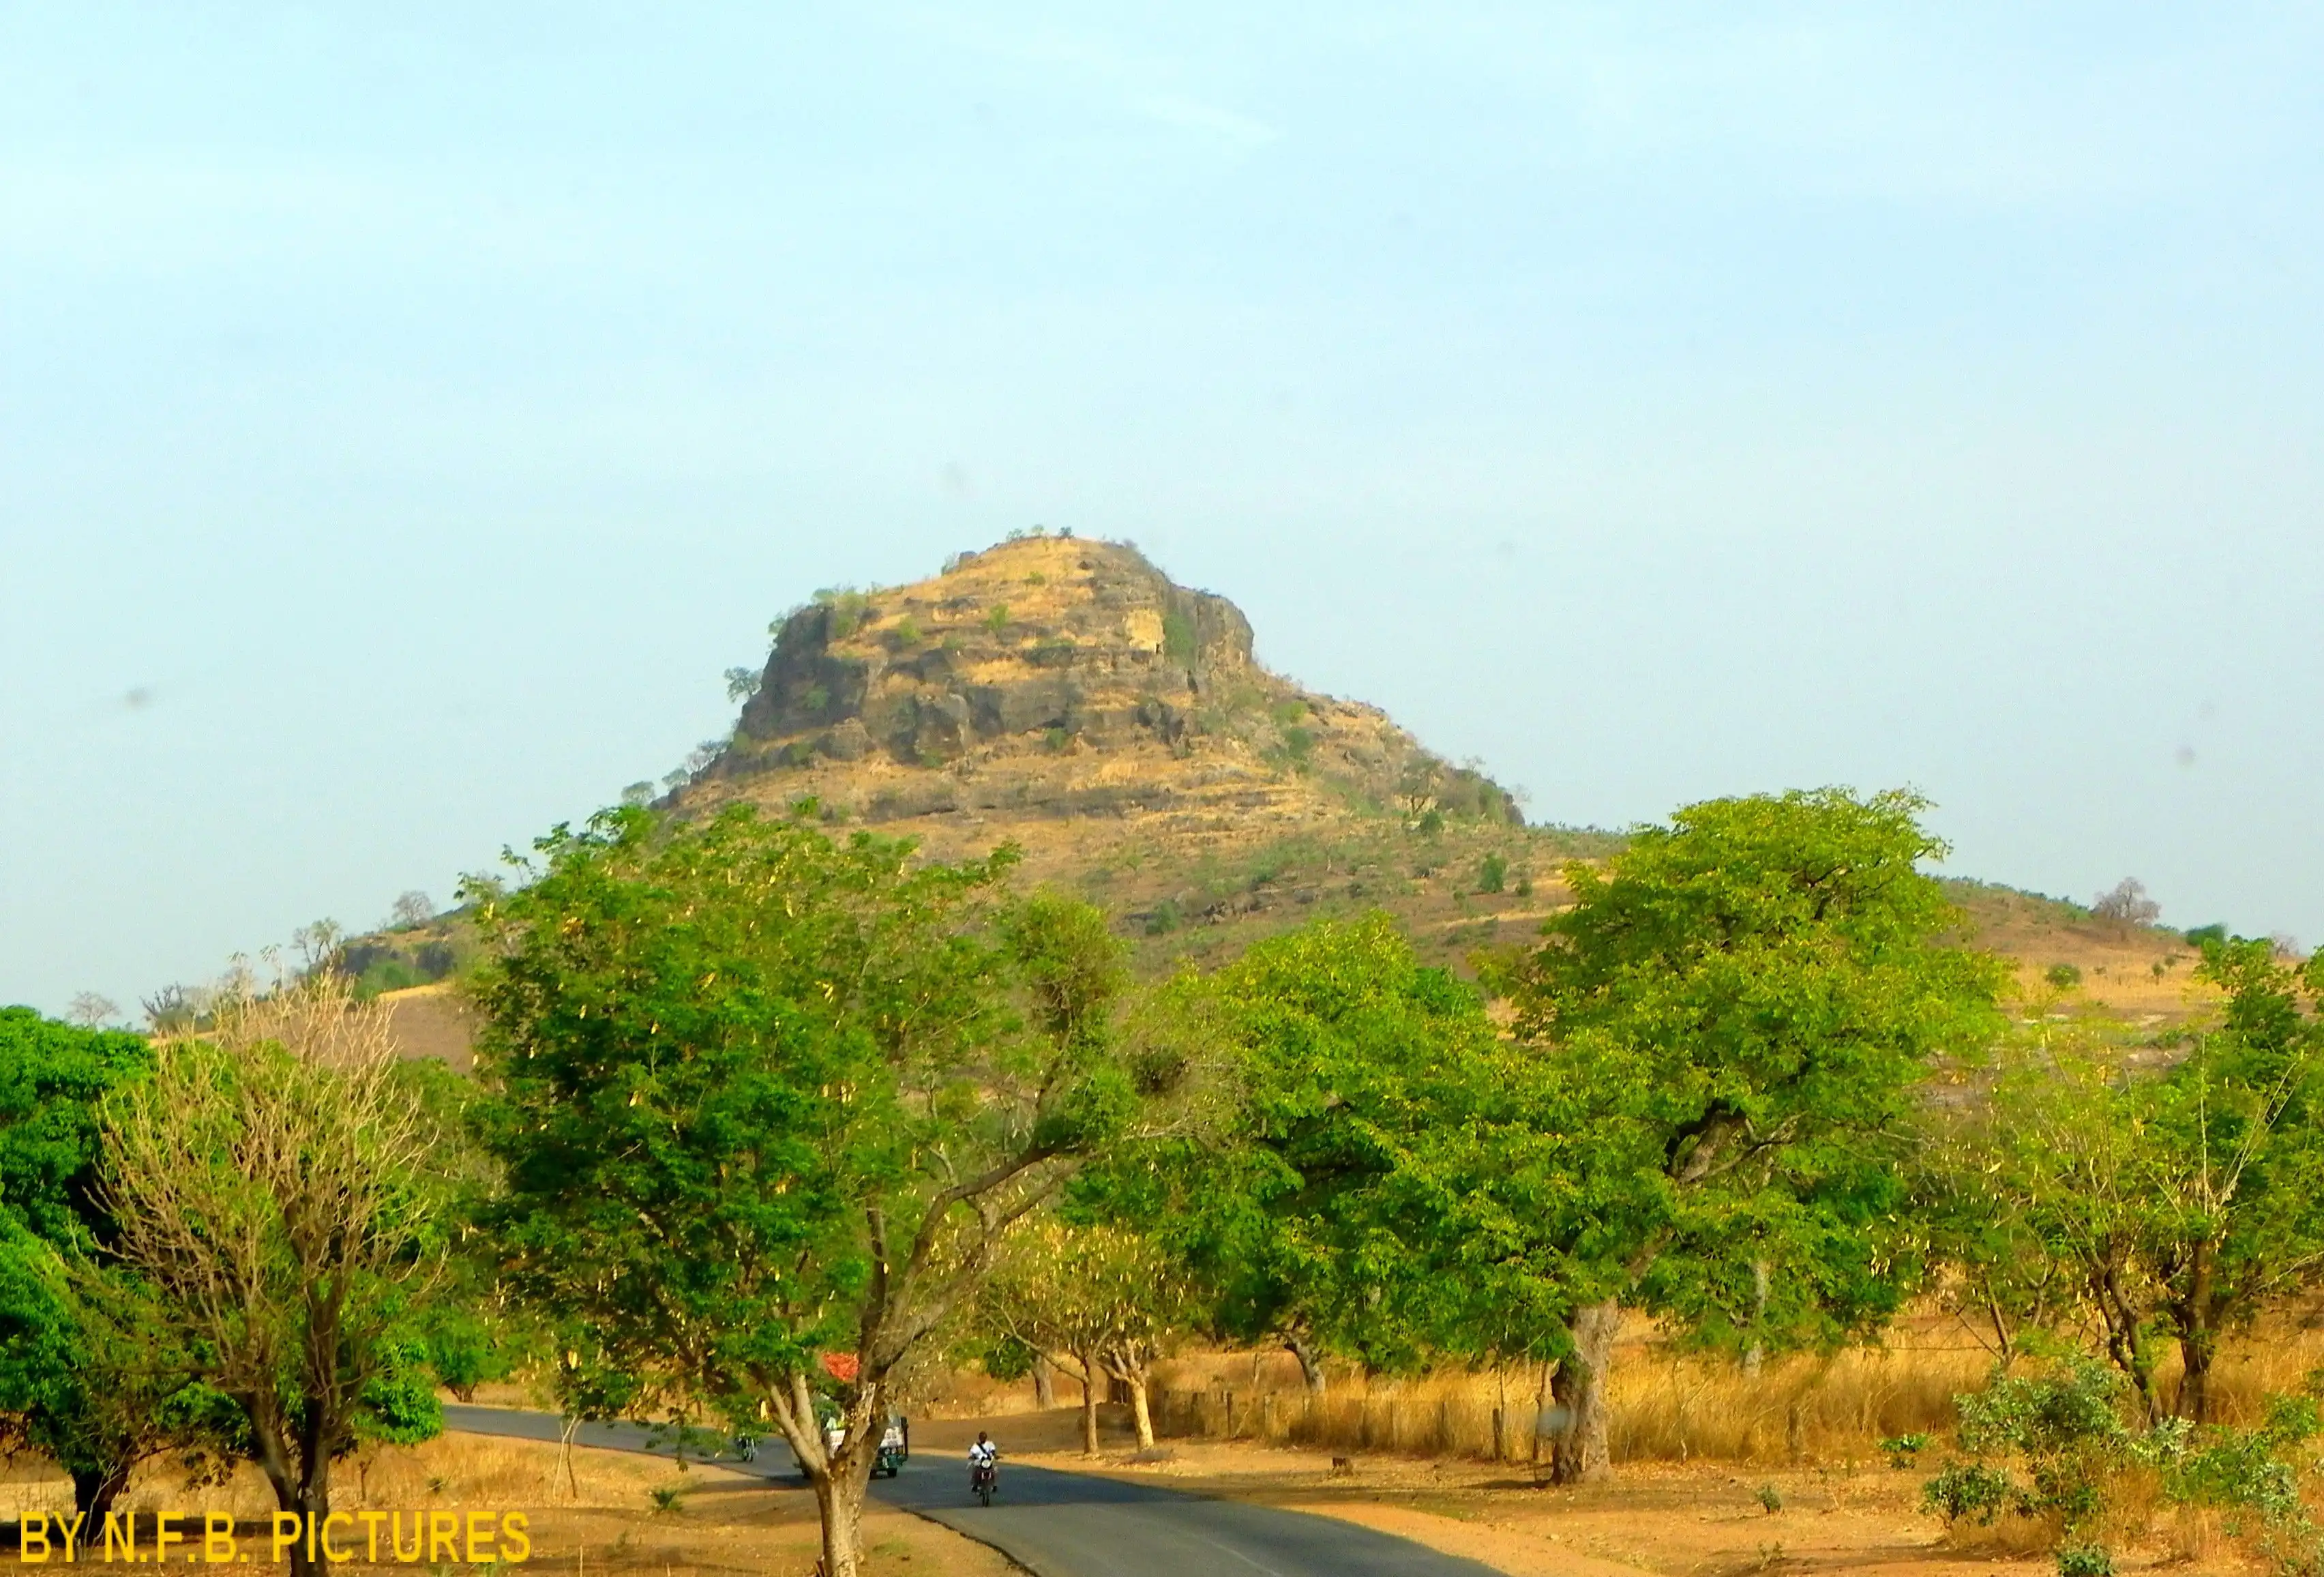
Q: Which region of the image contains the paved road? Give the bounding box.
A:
[443,1404,1502,1577]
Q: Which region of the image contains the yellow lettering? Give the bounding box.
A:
[390,1512,420,1563]
[318,1514,351,1565]
[428,1512,458,1563]
[205,1513,235,1564]
[102,1512,136,1563]
[271,1513,301,1564]
[21,1514,48,1563]
[155,1514,181,1565]
[499,1512,531,1565]
[358,1512,385,1563]
[55,1514,84,1563]
[464,1514,495,1565]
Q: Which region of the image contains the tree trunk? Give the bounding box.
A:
[2173,1240,2222,1424]
[1741,1259,1770,1377]
[1032,1355,1056,1409]
[1549,1299,1619,1486]
[1128,1372,1154,1449]
[1079,1351,1101,1455]
[2092,1263,2160,1423]
[1285,1333,1326,1398]
[812,1465,867,1577]
[71,1462,131,1530]
[288,1446,335,1577]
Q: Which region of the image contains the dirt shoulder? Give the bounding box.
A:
[1006,1436,2071,1577]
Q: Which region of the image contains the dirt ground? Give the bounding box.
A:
[0,1434,1011,1577]
[984,1417,2264,1577]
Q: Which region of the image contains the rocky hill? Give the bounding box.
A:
[666,533,1596,973]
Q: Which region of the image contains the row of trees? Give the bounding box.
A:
[4,786,2312,1577]
[0,977,459,1577]
[443,786,2020,1576]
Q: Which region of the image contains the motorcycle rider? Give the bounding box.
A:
[968,1431,998,1494]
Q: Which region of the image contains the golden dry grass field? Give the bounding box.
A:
[0,1435,1009,1577]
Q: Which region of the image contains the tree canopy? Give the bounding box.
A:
[1499,788,2008,1479]
[467,804,1152,1577]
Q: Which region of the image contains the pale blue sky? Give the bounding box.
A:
[5,3,2321,1016]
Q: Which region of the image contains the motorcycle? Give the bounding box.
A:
[970,1458,998,1506]
[730,1432,758,1463]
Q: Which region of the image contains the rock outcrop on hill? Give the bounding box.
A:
[680,535,1519,882]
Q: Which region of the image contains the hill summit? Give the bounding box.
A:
[678,535,1522,894]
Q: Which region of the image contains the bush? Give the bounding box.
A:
[1163,610,1197,664]
[2046,962,2083,990]
[2055,1543,2113,1577]
[1882,1433,1932,1469]
[1478,853,1508,894]
[1924,1462,2016,1527]
[1954,1359,2127,1531]
[2156,1409,2310,1522]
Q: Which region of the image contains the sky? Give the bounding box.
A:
[5,3,2321,1018]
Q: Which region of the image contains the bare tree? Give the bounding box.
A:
[2091,878,2162,928]
[138,984,205,1035]
[389,891,434,929]
[63,993,119,1029]
[724,665,762,703]
[290,918,345,972]
[100,972,441,1577]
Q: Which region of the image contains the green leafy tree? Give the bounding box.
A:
[1923,1030,2173,1413]
[1501,788,2007,1482]
[2143,939,2324,1420]
[0,1008,180,1524]
[467,806,1149,1577]
[1927,941,2324,1423]
[1086,915,1551,1396]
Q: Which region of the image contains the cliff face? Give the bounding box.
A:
[683,536,1519,881]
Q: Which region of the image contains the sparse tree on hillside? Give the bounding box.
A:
[2091,879,2162,928]
[63,994,118,1030]
[290,918,344,972]
[724,666,762,702]
[389,891,434,929]
[1502,789,2008,1483]
[619,781,656,806]
[468,808,1161,1577]
[101,973,445,1577]
[138,985,203,1035]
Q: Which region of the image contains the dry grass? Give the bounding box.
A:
[1146,1310,2324,1471]
[0,1434,1007,1577]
